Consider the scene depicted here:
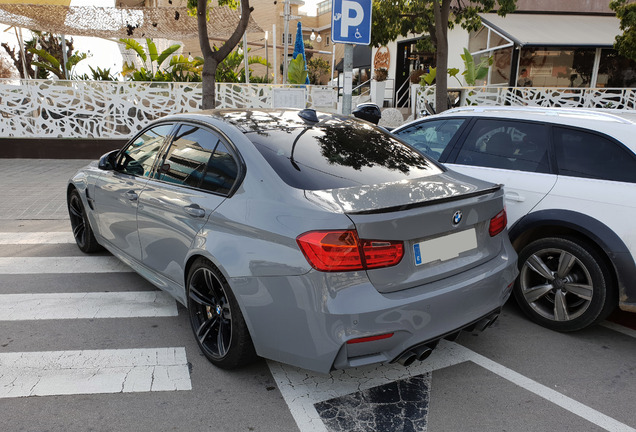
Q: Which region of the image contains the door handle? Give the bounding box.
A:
[125,190,138,201]
[505,192,525,202]
[184,205,205,218]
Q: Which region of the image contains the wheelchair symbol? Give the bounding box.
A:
[355,28,362,39]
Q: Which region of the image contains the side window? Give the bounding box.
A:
[117,124,173,177]
[455,119,550,173]
[202,141,239,194]
[156,124,239,194]
[553,127,636,183]
[394,118,465,160]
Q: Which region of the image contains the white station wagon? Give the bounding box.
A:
[393,106,636,331]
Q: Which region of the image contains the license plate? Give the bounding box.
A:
[413,228,478,266]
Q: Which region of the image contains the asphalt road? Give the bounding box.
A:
[0,159,635,432]
[1,217,635,432]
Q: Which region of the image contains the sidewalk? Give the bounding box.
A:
[0,159,92,220]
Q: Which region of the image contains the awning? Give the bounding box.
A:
[335,45,371,71]
[480,13,621,48]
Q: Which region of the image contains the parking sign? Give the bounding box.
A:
[331,0,372,45]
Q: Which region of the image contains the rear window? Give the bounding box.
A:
[247,121,442,190]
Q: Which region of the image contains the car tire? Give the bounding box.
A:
[68,189,102,253]
[187,258,256,369]
[513,237,616,332]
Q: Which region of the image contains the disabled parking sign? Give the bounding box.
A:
[331,0,372,45]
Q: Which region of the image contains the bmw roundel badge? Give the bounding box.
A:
[452,210,463,225]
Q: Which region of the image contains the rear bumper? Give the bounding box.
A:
[231,240,517,374]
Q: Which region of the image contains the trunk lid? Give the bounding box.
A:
[306,171,506,293]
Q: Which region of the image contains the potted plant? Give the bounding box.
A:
[371,67,388,105]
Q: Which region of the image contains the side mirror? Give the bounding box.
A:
[98,150,119,170]
[353,103,382,125]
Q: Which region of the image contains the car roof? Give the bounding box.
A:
[442,106,636,126]
[171,108,354,133]
[410,106,636,152]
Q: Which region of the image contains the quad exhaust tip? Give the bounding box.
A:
[395,312,500,367]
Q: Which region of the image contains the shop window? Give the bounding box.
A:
[518,47,596,88]
[597,49,636,88]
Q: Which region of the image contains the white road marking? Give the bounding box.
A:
[461,343,636,432]
[601,321,636,339]
[0,347,192,398]
[269,340,636,432]
[268,342,470,432]
[0,291,178,320]
[0,256,132,274]
[0,232,74,244]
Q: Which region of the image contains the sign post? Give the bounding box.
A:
[331,0,372,115]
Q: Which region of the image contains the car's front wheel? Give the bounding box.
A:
[68,189,102,253]
[513,237,616,332]
[187,258,256,369]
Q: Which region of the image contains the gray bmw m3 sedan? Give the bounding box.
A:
[67,109,517,373]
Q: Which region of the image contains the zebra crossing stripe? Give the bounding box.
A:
[0,256,132,274]
[0,291,178,320]
[0,347,192,398]
[0,232,75,244]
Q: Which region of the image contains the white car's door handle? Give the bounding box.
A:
[505,192,525,202]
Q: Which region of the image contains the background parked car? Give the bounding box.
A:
[67,108,517,373]
[393,106,636,331]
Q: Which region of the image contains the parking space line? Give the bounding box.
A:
[271,341,635,432]
[0,256,132,274]
[0,232,74,244]
[268,342,472,432]
[0,347,192,398]
[0,291,178,320]
[461,343,636,432]
[601,321,636,339]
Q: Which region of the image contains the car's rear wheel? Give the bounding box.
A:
[187,258,256,369]
[513,237,616,332]
[68,189,102,253]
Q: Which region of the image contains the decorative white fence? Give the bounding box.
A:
[0,79,339,139]
[415,85,636,116]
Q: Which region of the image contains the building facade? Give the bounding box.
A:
[373,0,636,106]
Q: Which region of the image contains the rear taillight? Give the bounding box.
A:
[489,209,507,237]
[296,230,404,272]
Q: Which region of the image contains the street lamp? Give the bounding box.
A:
[316,33,322,43]
[310,30,316,41]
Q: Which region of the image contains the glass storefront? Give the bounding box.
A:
[597,49,636,88]
[518,47,596,88]
[469,23,636,89]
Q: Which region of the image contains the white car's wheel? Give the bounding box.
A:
[513,237,616,332]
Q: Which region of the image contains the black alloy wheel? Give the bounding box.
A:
[187,258,256,369]
[513,236,616,332]
[68,189,102,253]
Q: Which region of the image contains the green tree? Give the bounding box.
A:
[287,54,308,84]
[76,65,117,81]
[120,38,181,81]
[371,0,516,113]
[307,57,330,84]
[215,48,268,83]
[610,0,636,61]
[189,0,252,109]
[2,31,87,79]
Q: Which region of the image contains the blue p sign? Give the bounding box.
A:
[331,0,372,45]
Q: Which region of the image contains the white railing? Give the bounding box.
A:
[0,80,339,139]
[415,85,636,116]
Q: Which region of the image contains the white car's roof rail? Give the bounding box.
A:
[444,106,635,124]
